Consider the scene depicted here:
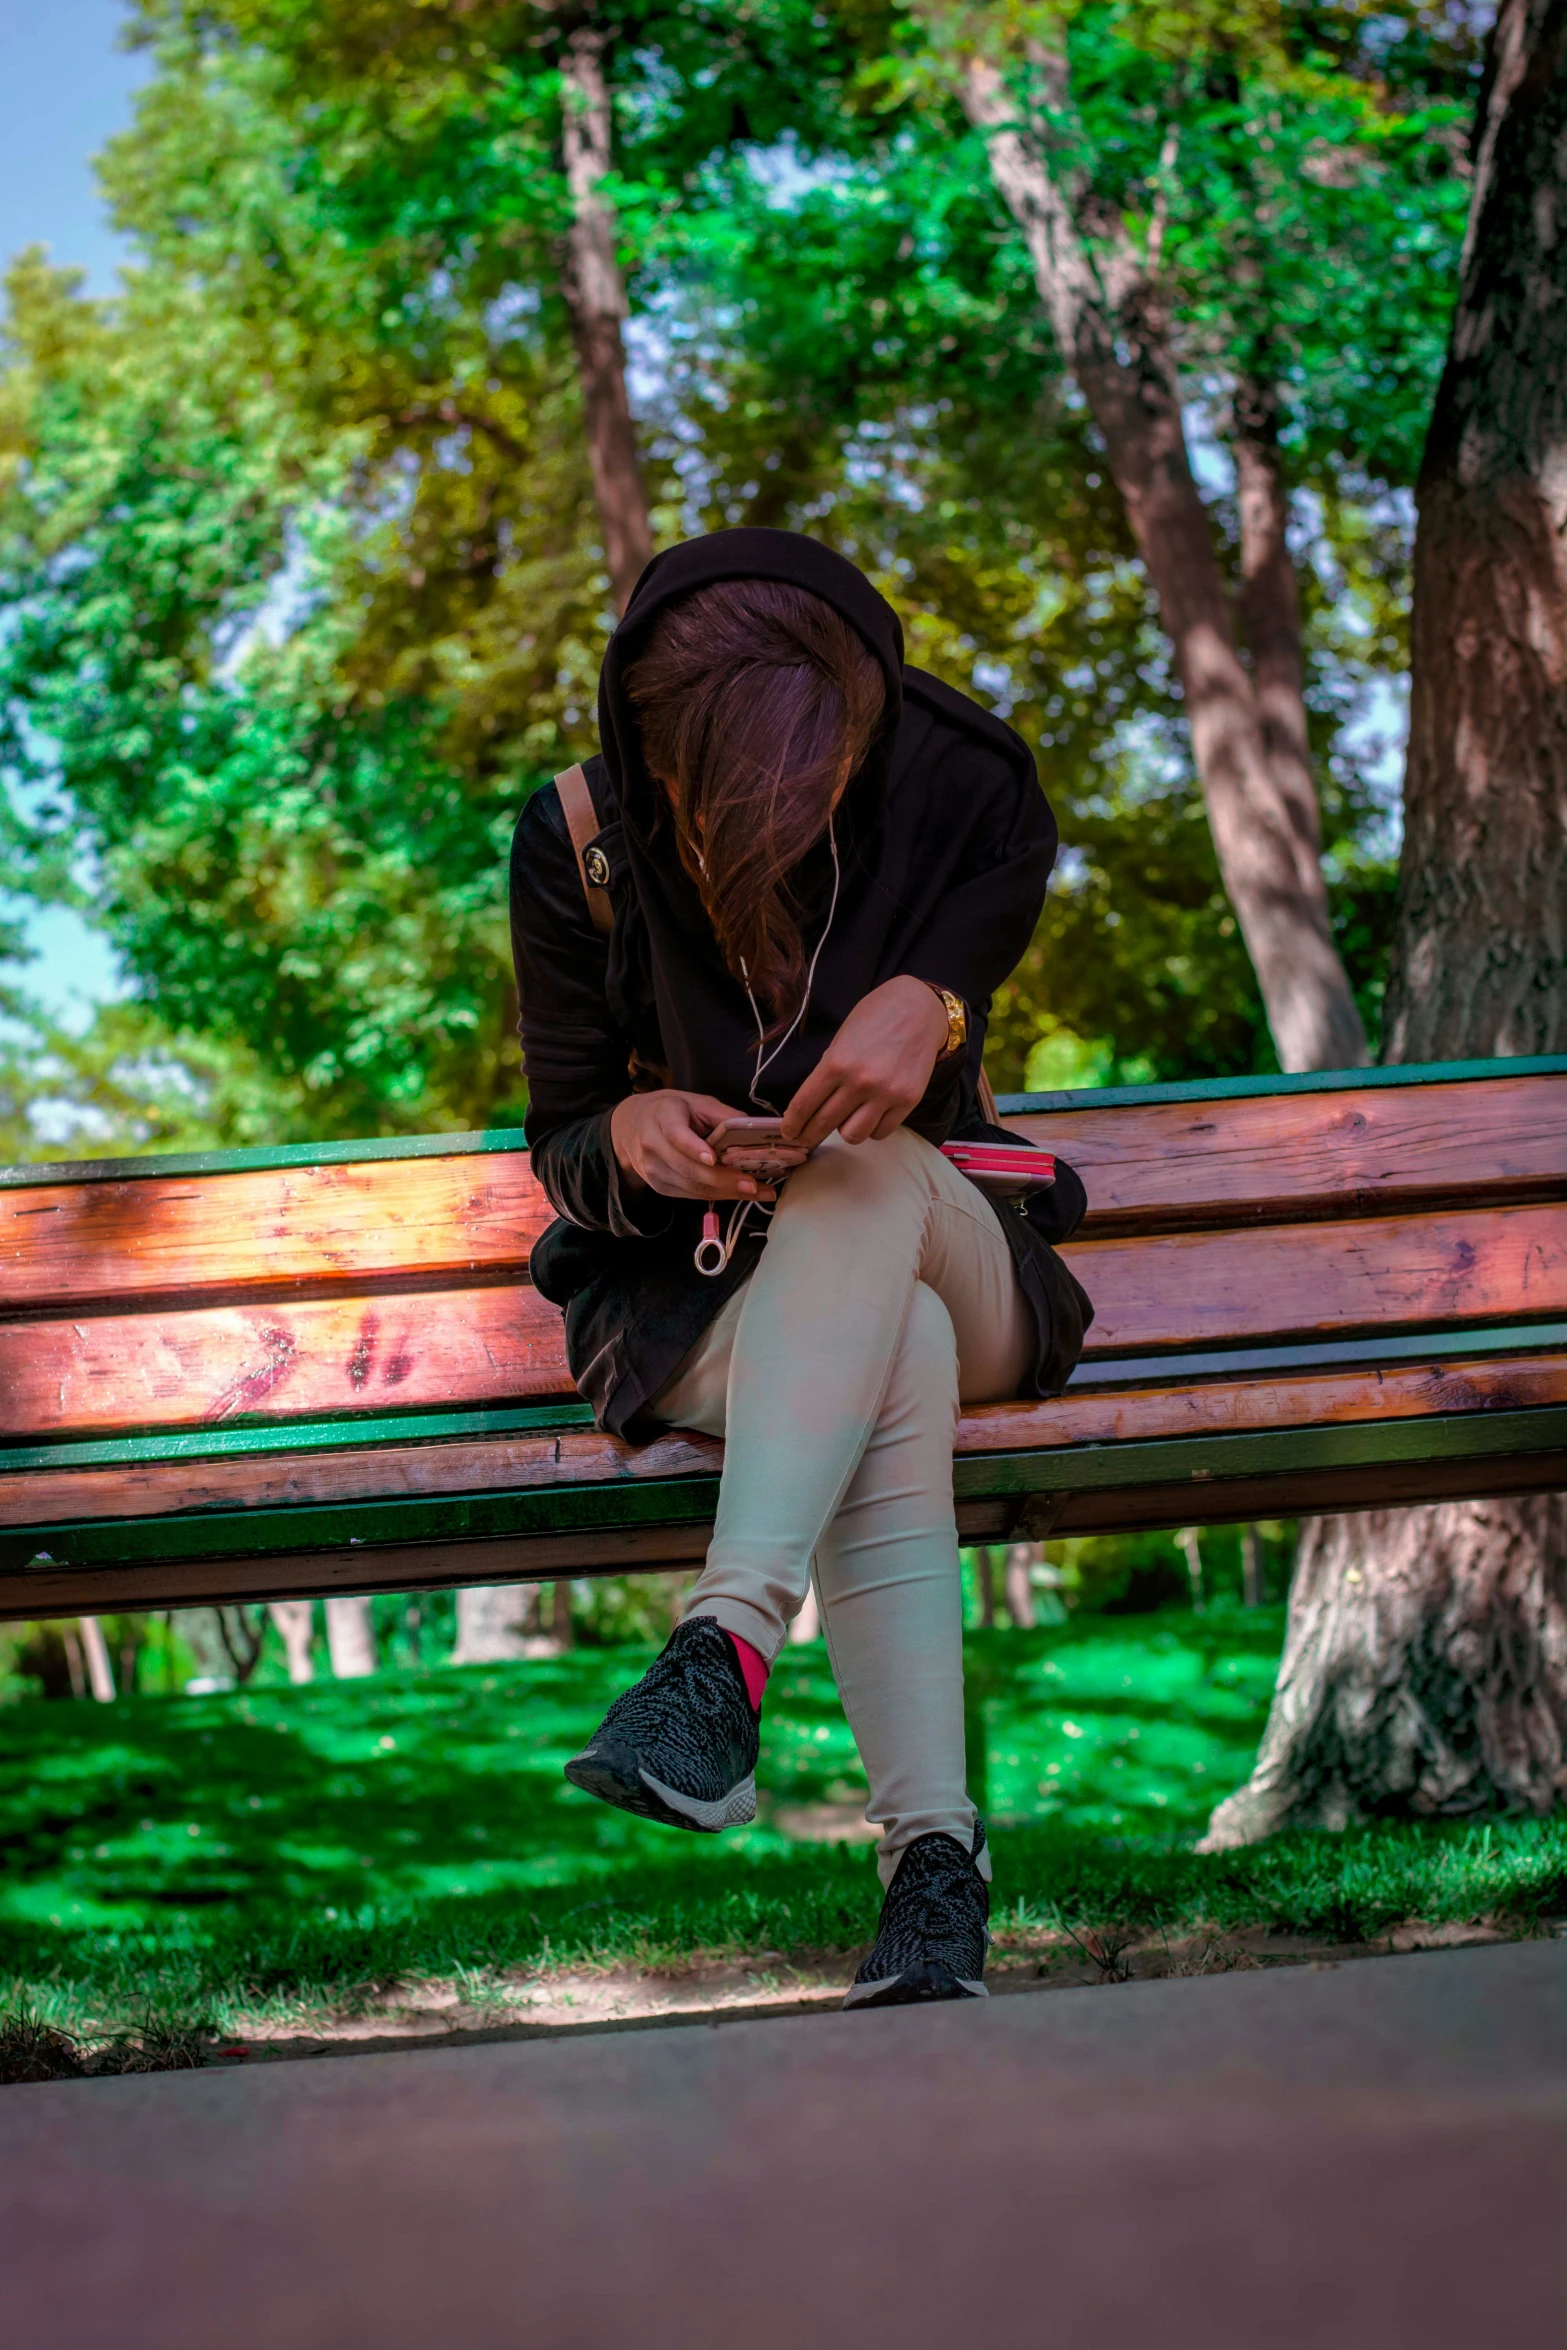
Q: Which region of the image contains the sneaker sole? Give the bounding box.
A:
[564,1748,757,1833]
[843,1965,988,2010]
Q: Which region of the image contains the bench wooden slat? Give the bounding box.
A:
[1021,1071,1567,1232]
[15,1418,1566,1620]
[5,1400,1564,1614]
[5,1073,1563,1316]
[4,1348,1563,1534]
[0,1287,576,1440]
[0,1154,549,1314]
[5,1202,1563,1442]
[14,1419,1567,1617]
[1069,1200,1567,1353]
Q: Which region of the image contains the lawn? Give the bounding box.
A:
[2,1606,1563,2052]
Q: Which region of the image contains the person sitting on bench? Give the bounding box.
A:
[510,528,1092,2007]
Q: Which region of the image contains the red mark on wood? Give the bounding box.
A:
[346,1315,379,1389]
[203,1326,298,1423]
[382,1343,415,1387]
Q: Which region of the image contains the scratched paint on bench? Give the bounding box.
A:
[4,1203,1564,1442]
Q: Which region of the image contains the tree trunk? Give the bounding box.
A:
[1203,1499,1567,1842]
[324,1593,377,1679]
[1002,1543,1037,1629]
[1202,0,1567,1850]
[1382,11,1567,1060]
[77,1616,116,1702]
[560,20,652,615]
[452,1582,546,1664]
[1232,373,1332,899]
[960,55,1367,1074]
[269,1599,316,1685]
[1241,1525,1263,1610]
[215,1604,268,1684]
[788,1581,821,1642]
[1176,1528,1205,1615]
[975,1545,997,1627]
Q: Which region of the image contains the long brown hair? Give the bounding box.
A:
[624,577,885,1026]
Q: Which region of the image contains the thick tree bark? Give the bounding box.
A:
[1382,14,1567,1058]
[324,1593,377,1679]
[961,56,1368,1074]
[1203,0,1567,1850]
[451,1582,551,1663]
[560,21,652,615]
[1204,1499,1567,1839]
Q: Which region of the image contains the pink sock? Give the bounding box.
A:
[725,1631,769,1712]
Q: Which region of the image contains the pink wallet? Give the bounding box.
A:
[940,1140,1057,1200]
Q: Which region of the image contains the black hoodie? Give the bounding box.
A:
[510,529,1092,1437]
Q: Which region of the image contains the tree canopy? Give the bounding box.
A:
[0,0,1481,1151]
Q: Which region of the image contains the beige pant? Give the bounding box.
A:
[653,1126,1034,1878]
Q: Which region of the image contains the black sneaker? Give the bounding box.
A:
[564,1615,760,1832]
[844,1823,990,2008]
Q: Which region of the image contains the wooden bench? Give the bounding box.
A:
[2,1056,1564,1620]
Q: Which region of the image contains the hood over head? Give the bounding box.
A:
[583,528,1055,1119]
[596,526,905,845]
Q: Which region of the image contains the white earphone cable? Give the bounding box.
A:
[692,811,841,1276]
[742,812,840,1109]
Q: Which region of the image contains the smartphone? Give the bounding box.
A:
[706,1115,809,1181]
[707,1115,786,1151]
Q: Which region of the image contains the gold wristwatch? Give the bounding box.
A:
[925,985,968,1060]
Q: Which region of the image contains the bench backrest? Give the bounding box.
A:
[2,1059,1564,1456]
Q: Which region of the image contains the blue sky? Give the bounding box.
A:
[1,0,146,1024]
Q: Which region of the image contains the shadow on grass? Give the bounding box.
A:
[2,1610,1562,2036]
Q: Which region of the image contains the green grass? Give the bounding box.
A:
[1,1607,1563,2045]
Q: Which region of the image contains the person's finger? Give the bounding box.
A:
[660,1113,719,1169]
[646,1153,762,1203]
[792,1084,861,1150]
[839,1094,894,1146]
[780,1061,838,1143]
[870,1102,910,1141]
[683,1094,746,1137]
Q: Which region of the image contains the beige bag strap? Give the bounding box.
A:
[976,1067,1000,1123]
[554,763,613,939]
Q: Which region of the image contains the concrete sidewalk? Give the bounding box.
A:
[2,1940,1563,2349]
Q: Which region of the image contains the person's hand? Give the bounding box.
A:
[610,1091,778,1202]
[780,976,951,1149]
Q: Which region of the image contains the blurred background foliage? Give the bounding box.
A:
[0,1522,1292,1706]
[0,0,1476,1150]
